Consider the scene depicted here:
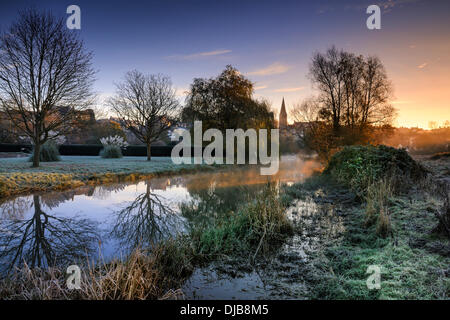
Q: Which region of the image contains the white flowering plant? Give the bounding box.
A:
[100,135,129,149]
[99,135,128,158]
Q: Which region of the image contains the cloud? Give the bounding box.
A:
[166,49,231,60]
[254,85,268,90]
[274,87,305,93]
[417,57,441,69]
[247,62,290,76]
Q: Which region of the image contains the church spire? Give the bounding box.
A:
[279,97,287,129]
[280,98,286,114]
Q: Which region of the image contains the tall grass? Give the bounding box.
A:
[246,184,293,257]
[189,184,293,260]
[364,179,394,237]
[0,245,190,300]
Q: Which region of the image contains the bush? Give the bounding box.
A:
[324,145,427,196]
[29,141,61,162]
[99,145,123,158]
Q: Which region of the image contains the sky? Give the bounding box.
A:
[0,0,449,129]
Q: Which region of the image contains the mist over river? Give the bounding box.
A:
[0,155,320,274]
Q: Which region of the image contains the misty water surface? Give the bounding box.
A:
[0,155,319,273]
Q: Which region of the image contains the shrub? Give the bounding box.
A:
[29,140,61,162]
[99,135,128,159]
[364,179,393,238]
[324,145,427,196]
[245,184,293,255]
[99,145,123,158]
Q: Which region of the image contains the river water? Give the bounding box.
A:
[0,155,321,297]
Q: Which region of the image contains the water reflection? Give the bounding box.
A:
[0,155,318,273]
[111,182,185,251]
[0,195,99,273]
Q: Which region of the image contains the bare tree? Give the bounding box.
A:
[0,9,95,167]
[303,46,397,159]
[309,46,344,132]
[108,70,179,160]
[290,97,320,143]
[290,97,321,124]
[309,46,395,133]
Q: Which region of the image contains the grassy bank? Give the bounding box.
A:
[284,177,449,299]
[283,146,450,299]
[0,156,216,199]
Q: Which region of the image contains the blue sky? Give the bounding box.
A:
[1,0,449,128]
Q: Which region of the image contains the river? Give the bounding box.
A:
[0,155,321,297]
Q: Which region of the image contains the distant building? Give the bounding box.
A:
[276,99,315,151]
[279,98,288,130]
[0,107,96,143]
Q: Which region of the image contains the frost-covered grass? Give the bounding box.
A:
[0,156,215,199]
[283,162,450,300]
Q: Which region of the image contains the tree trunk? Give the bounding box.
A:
[32,142,41,168]
[146,143,151,161]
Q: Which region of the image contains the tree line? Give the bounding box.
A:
[291,46,396,159]
[0,9,397,167]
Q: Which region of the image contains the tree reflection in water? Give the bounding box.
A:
[111,182,185,252]
[0,195,100,273]
[181,173,267,227]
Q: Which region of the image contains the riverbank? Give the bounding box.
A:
[275,149,449,299]
[0,183,291,300]
[1,149,448,300]
[181,147,449,299]
[281,175,449,299]
[0,156,217,200]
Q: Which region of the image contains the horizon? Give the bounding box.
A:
[0,0,449,129]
